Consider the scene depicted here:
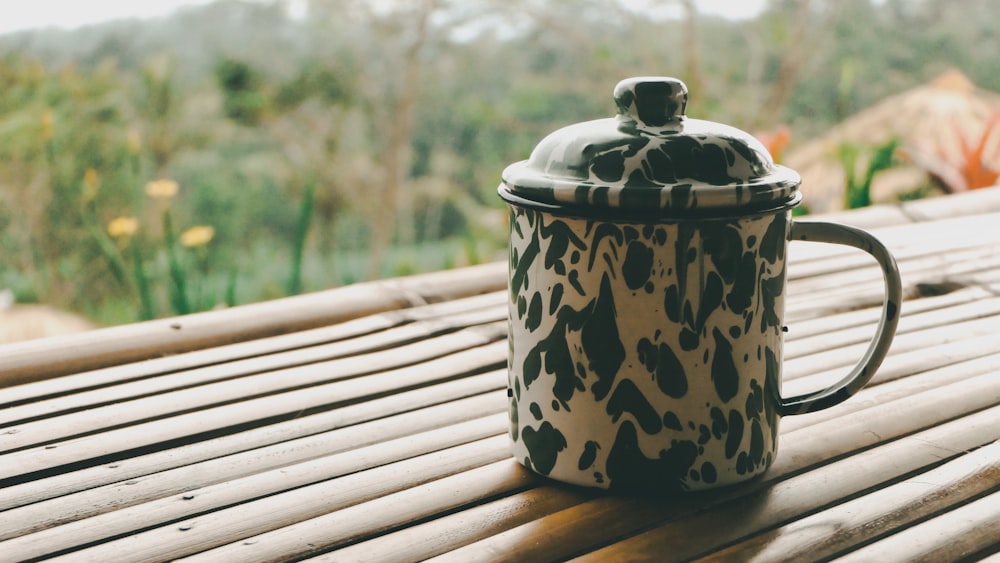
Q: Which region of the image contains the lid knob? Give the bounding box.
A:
[613,77,687,133]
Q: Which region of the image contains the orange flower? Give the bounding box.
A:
[956,112,1000,190]
[756,125,791,164]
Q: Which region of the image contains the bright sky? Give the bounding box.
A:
[632,0,767,20]
[0,0,766,36]
[0,0,216,35]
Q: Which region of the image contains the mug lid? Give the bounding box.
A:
[500,77,801,218]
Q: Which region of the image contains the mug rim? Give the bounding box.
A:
[498,185,802,222]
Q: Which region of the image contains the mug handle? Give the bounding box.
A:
[779,221,903,416]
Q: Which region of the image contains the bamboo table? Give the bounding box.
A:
[2,188,1000,562]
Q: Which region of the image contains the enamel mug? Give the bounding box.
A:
[499,77,902,492]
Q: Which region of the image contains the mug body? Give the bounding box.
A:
[506,203,789,492]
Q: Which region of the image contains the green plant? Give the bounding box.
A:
[838,138,900,209]
[162,209,191,315]
[286,176,316,296]
[101,179,228,320]
[106,216,155,320]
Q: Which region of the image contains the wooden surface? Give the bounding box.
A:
[2,188,1000,562]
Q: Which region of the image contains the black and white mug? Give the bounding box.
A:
[499,77,902,492]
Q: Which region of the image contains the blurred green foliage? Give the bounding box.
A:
[839,138,901,209]
[0,0,996,326]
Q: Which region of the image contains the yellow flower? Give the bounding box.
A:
[180,225,215,247]
[82,168,100,202]
[41,110,54,141]
[107,216,140,238]
[127,126,142,155]
[145,179,179,199]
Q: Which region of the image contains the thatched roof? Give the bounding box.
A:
[784,69,1000,212]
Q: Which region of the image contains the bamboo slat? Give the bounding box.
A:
[833,489,1000,563]
[99,347,989,562]
[783,313,1000,381]
[783,209,1000,322]
[696,441,1000,562]
[0,392,506,533]
[430,407,1000,563]
[786,244,1000,316]
[810,203,912,229]
[0,341,507,480]
[0,327,506,455]
[2,417,507,556]
[0,373,506,510]
[0,261,507,385]
[900,186,1000,221]
[789,222,1000,281]
[305,485,592,563]
[785,295,1000,360]
[179,460,539,563]
[0,312,400,406]
[0,308,506,427]
[33,436,512,563]
[780,350,1000,433]
[800,247,1000,300]
[785,330,1000,398]
[786,285,991,340]
[788,208,1000,267]
[0,290,506,405]
[572,412,999,563]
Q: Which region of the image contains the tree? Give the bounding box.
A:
[747,0,842,129]
[215,58,267,126]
